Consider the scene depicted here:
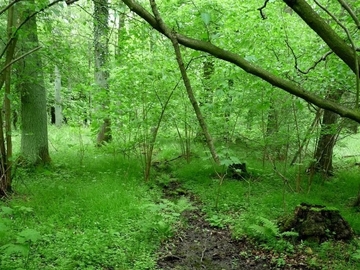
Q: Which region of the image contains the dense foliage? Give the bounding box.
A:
[0,0,359,269]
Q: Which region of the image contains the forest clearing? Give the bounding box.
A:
[0,0,360,269]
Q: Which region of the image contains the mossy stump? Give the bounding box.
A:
[228,163,249,180]
[280,203,353,243]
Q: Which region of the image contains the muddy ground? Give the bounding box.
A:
[156,180,312,270]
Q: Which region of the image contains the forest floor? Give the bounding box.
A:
[156,180,311,270]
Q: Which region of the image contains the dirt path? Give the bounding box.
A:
[156,180,312,270]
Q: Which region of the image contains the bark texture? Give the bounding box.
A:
[18,0,50,165]
[0,3,16,197]
[283,0,360,75]
[309,90,344,175]
[54,65,62,127]
[94,0,111,145]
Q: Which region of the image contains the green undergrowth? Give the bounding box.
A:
[3,126,360,269]
[171,152,360,269]
[0,127,189,270]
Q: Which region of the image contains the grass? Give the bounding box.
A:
[1,126,360,269]
[170,146,360,269]
[0,126,169,270]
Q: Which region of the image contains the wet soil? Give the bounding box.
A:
[156,180,312,270]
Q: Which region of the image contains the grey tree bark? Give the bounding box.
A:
[93,0,111,145]
[17,0,50,165]
[54,65,62,127]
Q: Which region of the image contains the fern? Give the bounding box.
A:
[259,217,280,236]
[249,217,279,241]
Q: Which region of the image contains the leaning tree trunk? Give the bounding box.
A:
[17,0,50,165]
[149,0,220,165]
[309,90,344,175]
[94,0,111,145]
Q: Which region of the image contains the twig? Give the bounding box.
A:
[0,0,63,60]
[314,0,359,109]
[269,156,295,192]
[337,0,360,29]
[0,0,22,17]
[257,0,269,20]
[342,154,360,158]
[285,39,333,74]
[0,46,42,75]
[200,246,206,262]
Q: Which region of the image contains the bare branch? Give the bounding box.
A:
[314,0,359,108]
[285,39,333,74]
[65,0,79,5]
[0,0,63,60]
[149,0,220,164]
[284,0,360,75]
[122,0,360,122]
[0,46,42,75]
[337,0,360,29]
[0,0,22,17]
[257,0,269,20]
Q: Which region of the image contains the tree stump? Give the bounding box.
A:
[280,203,353,243]
[228,163,249,180]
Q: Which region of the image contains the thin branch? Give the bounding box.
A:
[314,0,359,109]
[257,0,269,20]
[0,0,22,17]
[122,0,360,122]
[0,0,63,60]
[337,0,360,29]
[0,46,42,76]
[149,0,220,164]
[269,156,295,192]
[285,39,333,74]
[65,0,79,5]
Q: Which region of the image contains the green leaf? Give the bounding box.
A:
[18,229,41,243]
[0,221,9,238]
[1,206,13,216]
[1,243,29,256]
[201,12,211,25]
[220,159,233,167]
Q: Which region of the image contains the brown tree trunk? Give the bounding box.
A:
[121,0,360,123]
[0,3,16,197]
[309,90,344,175]
[149,0,220,165]
[202,58,214,105]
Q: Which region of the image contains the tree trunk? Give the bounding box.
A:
[54,65,62,127]
[266,101,278,136]
[149,0,220,165]
[202,58,214,106]
[309,90,344,175]
[121,0,360,123]
[93,0,111,145]
[0,3,16,197]
[18,0,50,165]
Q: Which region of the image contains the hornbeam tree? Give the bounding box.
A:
[17,0,50,165]
[121,0,360,123]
